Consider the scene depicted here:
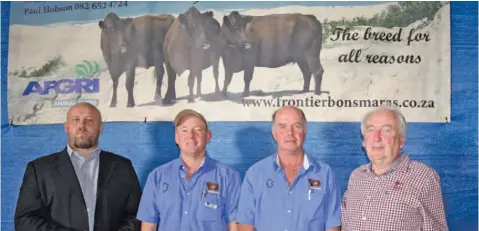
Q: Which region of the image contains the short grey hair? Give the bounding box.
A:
[360,105,407,137]
[271,106,307,128]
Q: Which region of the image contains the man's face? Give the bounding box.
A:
[272,108,306,154]
[64,104,103,150]
[362,110,405,165]
[175,116,211,156]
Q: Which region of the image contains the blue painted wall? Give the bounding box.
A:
[1,2,477,230]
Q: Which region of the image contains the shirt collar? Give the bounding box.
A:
[363,151,410,174]
[175,154,212,172]
[273,153,315,172]
[66,144,101,159]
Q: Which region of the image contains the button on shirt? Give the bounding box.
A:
[136,155,242,231]
[67,145,101,231]
[236,154,342,231]
[341,152,449,231]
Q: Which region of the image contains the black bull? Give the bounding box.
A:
[99,12,174,107]
[219,12,325,97]
[162,7,221,105]
[98,10,325,107]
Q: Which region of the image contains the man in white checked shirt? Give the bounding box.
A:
[341,106,448,231]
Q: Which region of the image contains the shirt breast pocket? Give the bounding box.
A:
[198,193,224,222]
[305,188,326,231]
[383,189,420,221]
[306,188,326,221]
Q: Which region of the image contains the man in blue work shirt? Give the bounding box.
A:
[236,106,342,231]
[137,109,242,231]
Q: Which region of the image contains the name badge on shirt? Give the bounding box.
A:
[204,201,218,209]
[308,178,321,200]
[393,180,404,191]
[309,178,321,190]
[206,182,219,194]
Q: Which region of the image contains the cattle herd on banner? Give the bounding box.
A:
[98,6,325,107]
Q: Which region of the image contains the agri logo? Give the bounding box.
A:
[22,60,100,96]
[75,60,100,78]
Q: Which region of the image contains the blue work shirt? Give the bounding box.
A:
[236,154,341,231]
[136,155,242,231]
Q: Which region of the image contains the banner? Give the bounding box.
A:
[7,1,451,125]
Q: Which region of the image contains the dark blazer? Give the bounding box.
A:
[14,148,142,231]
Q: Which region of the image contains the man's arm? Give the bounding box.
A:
[419,171,449,231]
[117,160,143,231]
[238,224,255,231]
[14,162,76,231]
[340,172,355,231]
[324,167,342,231]
[225,170,242,231]
[228,221,238,231]
[141,222,157,231]
[136,170,161,230]
[235,169,256,231]
[326,227,341,231]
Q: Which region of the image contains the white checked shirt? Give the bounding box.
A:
[341,152,449,231]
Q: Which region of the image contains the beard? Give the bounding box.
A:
[73,137,96,149]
